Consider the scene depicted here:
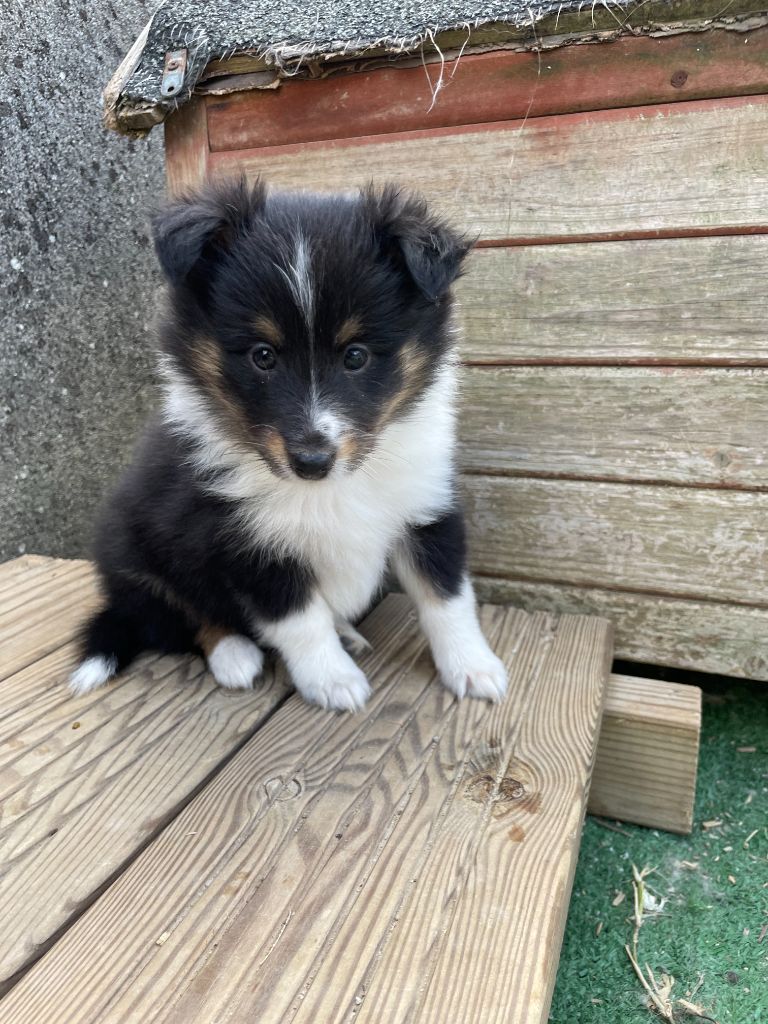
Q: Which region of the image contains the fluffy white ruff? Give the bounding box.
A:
[397,567,508,703]
[258,595,371,712]
[162,358,458,623]
[207,635,264,690]
[69,655,118,696]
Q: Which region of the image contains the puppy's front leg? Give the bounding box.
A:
[394,510,507,702]
[257,593,371,712]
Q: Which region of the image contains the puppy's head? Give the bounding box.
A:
[153,179,470,481]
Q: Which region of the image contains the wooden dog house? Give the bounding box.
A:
[1,1,765,1020]
[107,0,768,684]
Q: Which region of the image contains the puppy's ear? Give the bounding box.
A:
[365,185,472,301]
[152,177,266,286]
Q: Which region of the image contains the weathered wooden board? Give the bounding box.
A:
[456,235,768,364]
[165,96,209,194]
[205,29,768,153]
[0,562,93,624]
[589,673,701,834]
[459,366,768,487]
[209,97,768,241]
[0,557,85,606]
[463,476,768,606]
[0,644,289,990]
[0,559,100,681]
[0,555,53,587]
[0,595,611,1024]
[473,576,768,681]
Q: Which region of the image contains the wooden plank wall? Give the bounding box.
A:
[165,28,768,679]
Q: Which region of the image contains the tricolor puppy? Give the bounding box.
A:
[70,179,507,712]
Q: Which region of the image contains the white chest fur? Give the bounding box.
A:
[164,362,459,619]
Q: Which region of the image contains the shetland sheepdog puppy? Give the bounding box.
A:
[70,179,507,712]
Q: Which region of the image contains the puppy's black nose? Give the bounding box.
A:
[289,449,336,480]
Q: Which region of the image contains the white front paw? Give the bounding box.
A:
[293,652,372,712]
[208,635,264,690]
[438,642,508,703]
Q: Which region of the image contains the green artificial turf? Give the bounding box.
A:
[550,674,768,1023]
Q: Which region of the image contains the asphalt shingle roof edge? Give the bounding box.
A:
[104,1,767,135]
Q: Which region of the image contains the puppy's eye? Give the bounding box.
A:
[252,344,277,371]
[343,345,369,371]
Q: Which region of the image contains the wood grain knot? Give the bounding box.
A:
[464,772,526,812]
[712,448,732,469]
[264,776,303,802]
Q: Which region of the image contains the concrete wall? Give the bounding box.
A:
[1,1,165,561]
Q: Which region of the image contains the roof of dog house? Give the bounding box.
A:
[105,0,764,135]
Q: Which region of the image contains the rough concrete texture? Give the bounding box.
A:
[1,1,165,560]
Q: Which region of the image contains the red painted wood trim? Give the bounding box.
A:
[207,91,768,165]
[205,27,768,154]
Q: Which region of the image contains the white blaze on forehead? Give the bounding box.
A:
[278,234,314,328]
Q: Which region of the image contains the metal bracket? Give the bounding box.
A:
[161,49,188,98]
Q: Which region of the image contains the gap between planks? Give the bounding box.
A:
[473,224,768,247]
[473,566,768,614]
[461,468,768,496]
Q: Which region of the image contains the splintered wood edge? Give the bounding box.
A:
[102,17,153,132]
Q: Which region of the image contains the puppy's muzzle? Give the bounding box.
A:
[288,446,337,480]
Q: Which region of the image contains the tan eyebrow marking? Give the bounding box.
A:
[335,316,362,348]
[190,335,224,384]
[253,315,283,347]
[376,339,432,429]
[190,335,254,442]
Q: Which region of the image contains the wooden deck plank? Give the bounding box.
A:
[0,595,429,1015]
[474,575,768,681]
[0,559,101,681]
[589,674,701,834]
[0,555,63,589]
[0,658,202,858]
[460,366,768,487]
[0,557,86,603]
[457,235,768,364]
[0,596,611,1023]
[353,613,609,1024]
[0,644,88,726]
[0,572,290,991]
[0,561,94,625]
[212,97,768,241]
[463,476,768,607]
